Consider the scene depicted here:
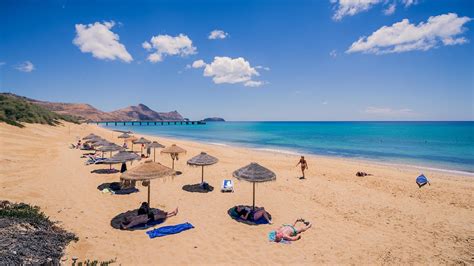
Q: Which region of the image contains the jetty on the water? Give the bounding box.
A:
[87,120,206,126]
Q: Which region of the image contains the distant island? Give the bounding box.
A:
[203,117,225,122]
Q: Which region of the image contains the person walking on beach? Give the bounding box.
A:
[296,156,308,179]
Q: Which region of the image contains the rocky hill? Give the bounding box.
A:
[0,93,185,122]
[203,117,225,122]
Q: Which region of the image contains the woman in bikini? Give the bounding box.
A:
[296,156,308,179]
[269,219,312,242]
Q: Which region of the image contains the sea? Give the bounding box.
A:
[103,121,474,174]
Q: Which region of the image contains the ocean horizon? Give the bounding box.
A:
[103,121,474,174]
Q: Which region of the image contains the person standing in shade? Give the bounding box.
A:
[296,156,308,179]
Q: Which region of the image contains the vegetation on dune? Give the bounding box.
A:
[0,200,78,264]
[0,94,80,127]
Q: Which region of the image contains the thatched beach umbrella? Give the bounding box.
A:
[147,141,165,162]
[132,137,151,155]
[161,144,187,170]
[97,151,141,170]
[84,136,103,144]
[121,161,175,206]
[233,163,276,210]
[83,133,99,140]
[97,144,125,157]
[118,132,132,139]
[187,152,218,184]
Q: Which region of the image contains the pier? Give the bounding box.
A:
[86,120,206,126]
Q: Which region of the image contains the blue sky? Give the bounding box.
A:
[1,0,473,121]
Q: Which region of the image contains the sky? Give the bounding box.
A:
[0,0,473,121]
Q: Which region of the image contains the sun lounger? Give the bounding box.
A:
[221,179,234,192]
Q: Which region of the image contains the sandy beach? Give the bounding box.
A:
[0,122,473,265]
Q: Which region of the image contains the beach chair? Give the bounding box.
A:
[221,179,234,192]
[416,174,430,188]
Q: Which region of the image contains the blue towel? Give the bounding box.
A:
[146,222,194,238]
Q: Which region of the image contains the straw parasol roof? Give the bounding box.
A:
[98,151,140,164]
[118,132,132,139]
[132,137,151,145]
[121,160,175,181]
[147,141,165,162]
[83,133,99,140]
[187,152,218,166]
[121,160,175,206]
[161,144,186,154]
[147,141,165,149]
[233,162,276,210]
[187,152,218,184]
[233,163,276,183]
[96,144,125,152]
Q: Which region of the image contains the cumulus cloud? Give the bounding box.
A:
[330,0,418,20]
[364,106,414,116]
[191,59,206,68]
[331,0,382,20]
[383,3,396,15]
[16,61,35,72]
[347,13,472,54]
[192,57,265,87]
[208,30,229,40]
[142,34,196,63]
[73,21,133,62]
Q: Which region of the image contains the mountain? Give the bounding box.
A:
[109,104,184,121]
[0,93,185,122]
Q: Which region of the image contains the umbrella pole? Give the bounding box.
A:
[141,146,143,155]
[172,158,175,170]
[252,182,256,210]
[201,165,204,183]
[131,143,134,152]
[154,148,156,162]
[147,182,151,206]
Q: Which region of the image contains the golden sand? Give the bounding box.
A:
[0,122,472,264]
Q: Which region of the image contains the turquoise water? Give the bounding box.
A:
[104,122,474,173]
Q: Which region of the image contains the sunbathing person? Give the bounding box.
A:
[269,219,312,242]
[120,206,178,230]
[233,206,272,224]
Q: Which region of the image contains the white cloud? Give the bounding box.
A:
[329,49,337,57]
[383,3,396,15]
[0,62,6,67]
[192,57,265,87]
[255,65,271,71]
[143,34,196,63]
[73,21,133,62]
[192,59,206,68]
[347,13,472,54]
[322,101,328,105]
[364,106,414,116]
[331,0,382,20]
[331,0,419,20]
[208,30,229,40]
[15,61,35,72]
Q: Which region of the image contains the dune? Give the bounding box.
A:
[0,122,472,264]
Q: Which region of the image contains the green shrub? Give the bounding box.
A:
[0,94,80,127]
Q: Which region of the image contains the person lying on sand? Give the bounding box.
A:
[269,219,312,242]
[120,205,179,230]
[233,206,272,224]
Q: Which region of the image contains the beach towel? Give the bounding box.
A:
[268,231,291,244]
[227,206,272,225]
[416,174,429,188]
[146,222,194,238]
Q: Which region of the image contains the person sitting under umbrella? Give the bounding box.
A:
[120,203,179,230]
[232,206,272,224]
[269,219,312,242]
